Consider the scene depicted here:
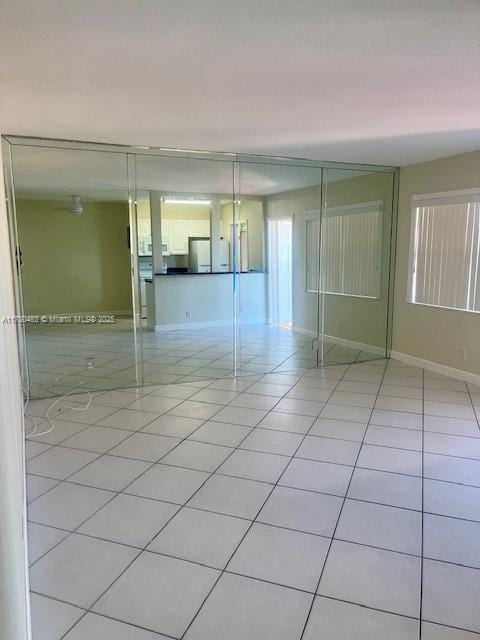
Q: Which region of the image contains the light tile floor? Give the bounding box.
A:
[25,359,480,639]
[24,320,378,400]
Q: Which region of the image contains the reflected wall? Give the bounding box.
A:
[7,143,139,399]
[3,136,397,399]
[238,160,323,373]
[135,153,236,385]
[321,169,395,364]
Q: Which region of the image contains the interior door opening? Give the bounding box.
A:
[267,217,292,328]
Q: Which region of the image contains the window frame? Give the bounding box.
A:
[305,200,383,299]
[407,188,480,315]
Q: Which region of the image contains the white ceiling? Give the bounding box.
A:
[1,0,479,166]
[12,144,366,200]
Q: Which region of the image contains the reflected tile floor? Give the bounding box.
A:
[25,359,480,639]
[25,320,373,400]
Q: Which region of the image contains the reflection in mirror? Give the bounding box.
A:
[135,153,236,385]
[7,139,397,404]
[11,145,138,400]
[320,169,394,364]
[221,199,264,273]
[235,162,323,375]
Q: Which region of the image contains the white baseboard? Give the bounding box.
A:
[155,320,230,332]
[292,325,316,338]
[35,309,132,318]
[390,350,480,386]
[292,325,386,357]
[154,319,269,332]
[323,334,386,357]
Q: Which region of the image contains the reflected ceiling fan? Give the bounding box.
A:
[51,194,84,215]
[67,195,83,215]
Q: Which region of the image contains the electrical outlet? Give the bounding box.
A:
[461,348,467,360]
[86,357,95,370]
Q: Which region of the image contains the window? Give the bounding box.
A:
[306,200,383,298]
[408,189,480,313]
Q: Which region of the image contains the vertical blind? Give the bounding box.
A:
[306,201,383,298]
[409,189,480,313]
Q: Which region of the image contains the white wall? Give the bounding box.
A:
[152,273,267,330]
[0,140,30,640]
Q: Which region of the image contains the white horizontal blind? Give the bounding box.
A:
[409,191,480,312]
[306,202,383,298]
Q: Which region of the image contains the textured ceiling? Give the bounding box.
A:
[1,0,479,166]
[11,144,367,200]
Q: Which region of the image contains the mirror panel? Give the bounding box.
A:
[10,144,139,400]
[135,153,236,385]
[4,137,397,400]
[236,161,323,377]
[320,168,395,365]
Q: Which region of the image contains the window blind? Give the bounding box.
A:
[409,189,480,313]
[306,201,383,298]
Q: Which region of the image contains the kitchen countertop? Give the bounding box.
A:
[145,271,265,283]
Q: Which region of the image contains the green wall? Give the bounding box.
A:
[393,150,480,374]
[17,199,133,315]
[266,171,395,351]
[323,171,394,350]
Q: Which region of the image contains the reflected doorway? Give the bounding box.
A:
[267,217,292,328]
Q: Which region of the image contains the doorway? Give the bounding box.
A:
[267,216,292,328]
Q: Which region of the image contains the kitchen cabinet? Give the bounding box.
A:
[161,220,170,255]
[137,218,152,255]
[188,219,210,238]
[159,219,211,255]
[169,220,189,254]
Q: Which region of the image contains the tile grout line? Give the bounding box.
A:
[28,417,480,471]
[39,583,480,639]
[54,405,238,639]
[28,389,242,572]
[299,358,390,640]
[419,367,425,640]
[26,381,217,508]
[27,360,480,638]
[31,508,480,574]
[27,432,480,510]
[177,363,354,640]
[465,382,480,436]
[27,460,480,526]
[28,396,240,570]
[55,365,313,640]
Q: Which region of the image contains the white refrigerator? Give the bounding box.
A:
[189,238,230,273]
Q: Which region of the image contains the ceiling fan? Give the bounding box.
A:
[67,195,83,215]
[50,195,84,215]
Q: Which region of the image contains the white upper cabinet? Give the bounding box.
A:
[169,220,189,254]
[188,219,210,238]
[160,220,170,254]
[160,219,211,255]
